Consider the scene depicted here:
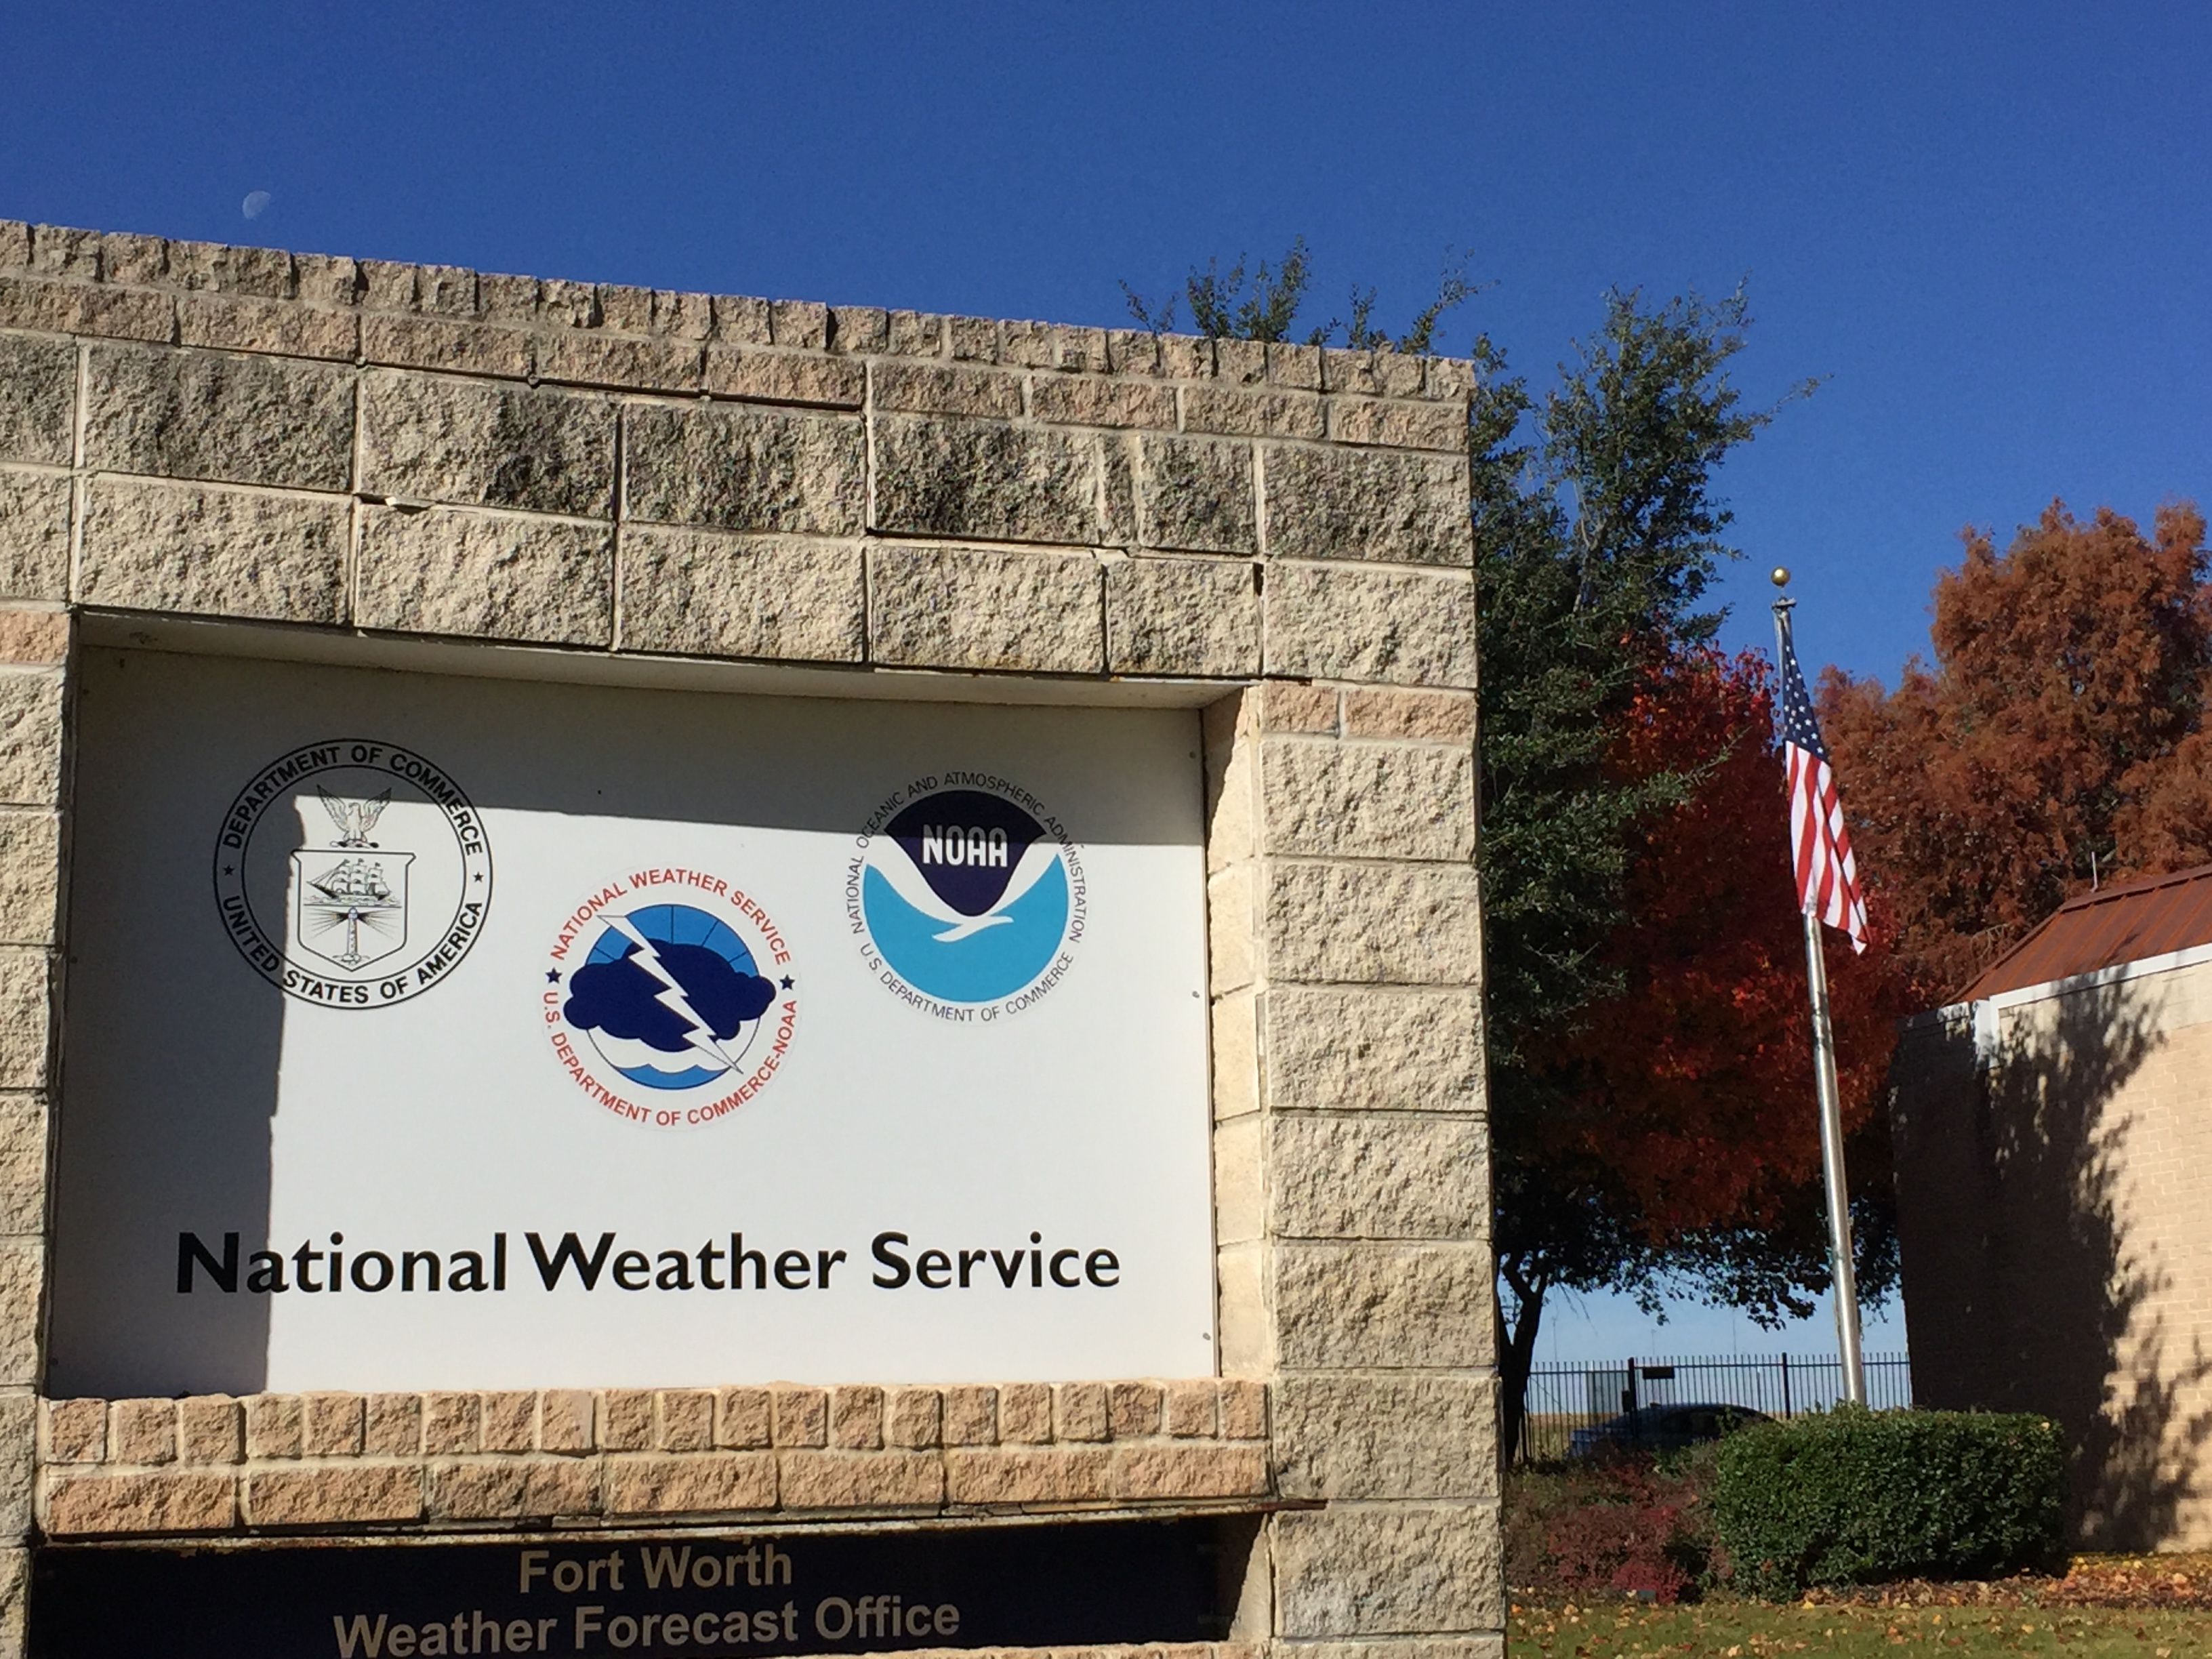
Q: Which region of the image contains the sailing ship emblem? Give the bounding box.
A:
[289,786,411,971]
[216,739,492,1008]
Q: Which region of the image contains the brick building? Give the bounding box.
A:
[0,221,1500,1655]
[1891,863,2212,1549]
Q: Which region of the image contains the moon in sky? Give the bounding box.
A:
[241,191,272,220]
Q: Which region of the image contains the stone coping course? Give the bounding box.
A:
[0,218,1472,417]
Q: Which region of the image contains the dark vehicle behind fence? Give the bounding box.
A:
[1517,1353,1914,1463]
[1567,1402,1771,1458]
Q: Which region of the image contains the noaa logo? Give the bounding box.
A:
[213,739,491,1008]
[544,869,798,1129]
[848,773,1086,1019]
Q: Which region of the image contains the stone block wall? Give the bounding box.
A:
[0,219,1495,1658]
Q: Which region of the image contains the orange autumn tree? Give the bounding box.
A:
[1820,502,2212,1002]
[1498,648,1912,1453]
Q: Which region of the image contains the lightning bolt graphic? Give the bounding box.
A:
[608,914,737,1071]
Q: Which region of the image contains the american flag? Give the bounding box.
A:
[1776,606,1871,952]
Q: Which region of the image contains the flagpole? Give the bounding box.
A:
[1771,573,1868,1407]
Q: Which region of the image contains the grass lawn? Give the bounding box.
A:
[1509,1599,2212,1654]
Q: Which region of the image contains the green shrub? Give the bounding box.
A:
[1712,1406,2066,1597]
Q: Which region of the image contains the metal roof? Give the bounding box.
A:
[1960,862,2212,1001]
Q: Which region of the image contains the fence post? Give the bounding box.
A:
[1781,1352,1791,1418]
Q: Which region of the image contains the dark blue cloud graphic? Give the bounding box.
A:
[564,943,776,1054]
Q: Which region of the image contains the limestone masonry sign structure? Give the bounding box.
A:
[0,217,1496,1659]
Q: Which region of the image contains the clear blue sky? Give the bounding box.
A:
[6,1,2198,1357]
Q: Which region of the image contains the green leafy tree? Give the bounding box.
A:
[1469,289,1863,1456]
[1122,237,1475,352]
[1475,286,1786,1043]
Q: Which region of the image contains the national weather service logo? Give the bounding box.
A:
[213,740,492,1008]
[544,871,798,1128]
[847,773,1086,1019]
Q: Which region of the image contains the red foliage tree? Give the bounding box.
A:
[1820,501,2212,1001]
[1530,649,1906,1240]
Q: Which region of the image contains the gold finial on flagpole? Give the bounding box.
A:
[1770,566,1791,588]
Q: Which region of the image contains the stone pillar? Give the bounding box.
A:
[1209,668,1498,1652]
[0,600,68,1658]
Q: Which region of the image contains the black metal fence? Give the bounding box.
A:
[1514,1351,1916,1463]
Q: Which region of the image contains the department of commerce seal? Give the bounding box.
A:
[213,739,493,1008]
[846,771,1086,1020]
[543,868,799,1129]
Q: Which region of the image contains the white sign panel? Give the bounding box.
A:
[49,651,1215,1395]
